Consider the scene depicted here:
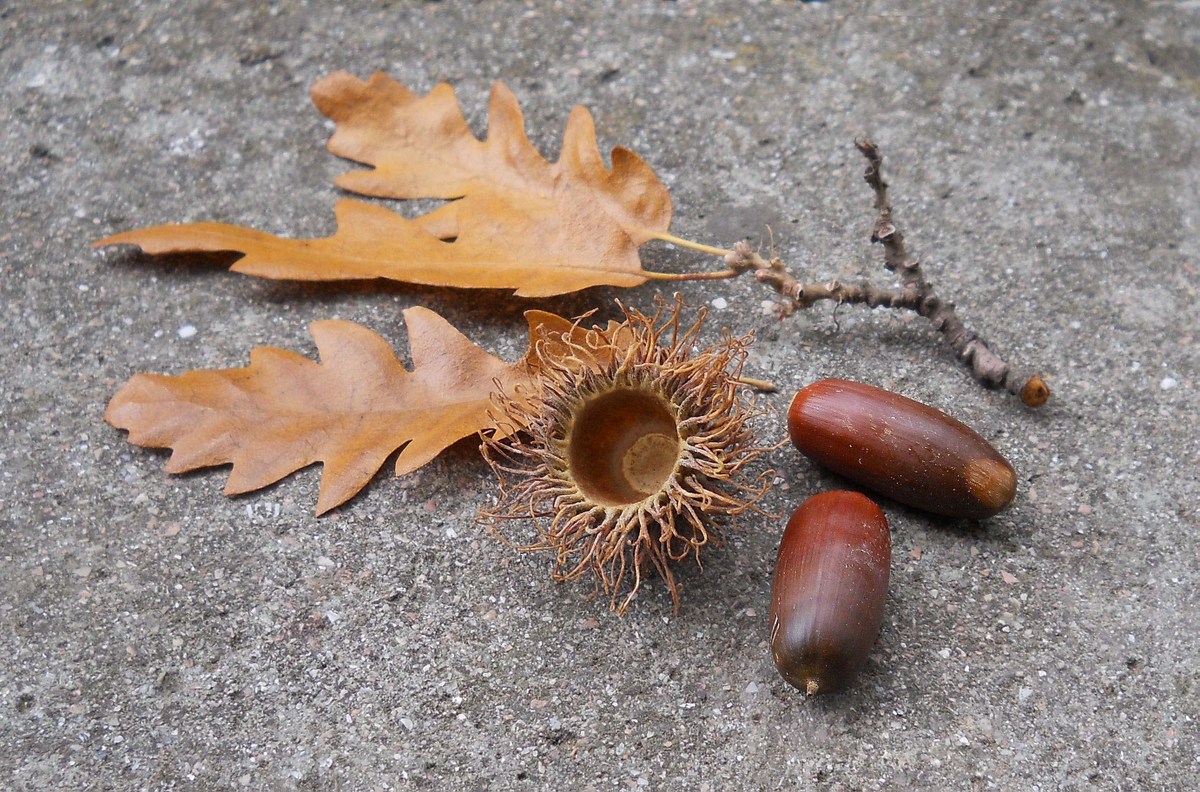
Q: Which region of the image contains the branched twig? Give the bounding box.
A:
[712,141,1049,407]
[855,140,1047,406]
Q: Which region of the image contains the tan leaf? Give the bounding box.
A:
[95,72,674,297]
[106,309,565,514]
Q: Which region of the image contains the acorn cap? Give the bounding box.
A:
[482,298,772,614]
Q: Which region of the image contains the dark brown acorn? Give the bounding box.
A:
[787,379,1017,519]
[770,491,891,695]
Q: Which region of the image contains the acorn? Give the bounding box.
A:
[770,490,891,695]
[787,379,1016,519]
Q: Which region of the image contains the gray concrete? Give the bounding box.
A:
[3,1,1197,789]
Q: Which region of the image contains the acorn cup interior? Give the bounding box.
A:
[566,387,682,507]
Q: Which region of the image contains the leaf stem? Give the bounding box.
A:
[732,375,778,393]
[645,231,733,258]
[643,268,740,281]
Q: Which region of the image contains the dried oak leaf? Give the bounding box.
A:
[95,71,674,297]
[106,308,573,514]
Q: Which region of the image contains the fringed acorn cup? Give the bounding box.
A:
[482,298,773,614]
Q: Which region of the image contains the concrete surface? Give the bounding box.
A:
[3,1,1197,790]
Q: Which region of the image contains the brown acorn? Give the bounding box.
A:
[787,379,1016,519]
[770,490,891,695]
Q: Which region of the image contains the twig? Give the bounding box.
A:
[709,142,1048,408]
[854,139,1047,406]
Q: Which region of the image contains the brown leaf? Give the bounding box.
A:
[106,309,566,514]
[95,72,674,297]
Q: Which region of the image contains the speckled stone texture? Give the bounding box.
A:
[2,1,1197,790]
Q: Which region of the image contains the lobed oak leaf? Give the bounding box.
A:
[105,308,569,514]
[95,72,675,298]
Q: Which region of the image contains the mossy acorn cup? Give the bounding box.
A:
[787,379,1017,519]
